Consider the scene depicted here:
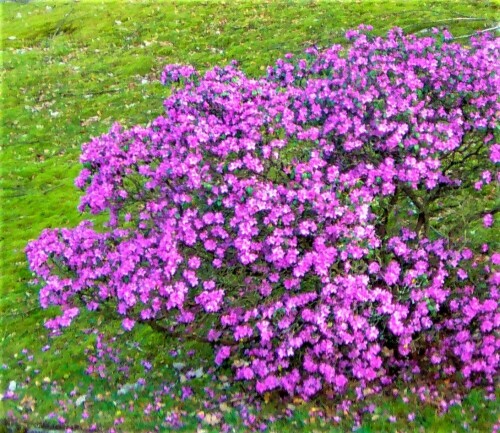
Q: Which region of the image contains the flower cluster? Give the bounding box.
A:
[27,27,499,401]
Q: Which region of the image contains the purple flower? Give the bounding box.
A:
[384,261,401,286]
[483,214,494,228]
[122,318,135,331]
[215,346,231,366]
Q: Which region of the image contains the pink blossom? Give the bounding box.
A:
[122,318,135,331]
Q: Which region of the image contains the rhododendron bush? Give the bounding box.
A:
[27,27,499,402]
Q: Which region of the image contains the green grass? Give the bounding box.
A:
[1,0,499,432]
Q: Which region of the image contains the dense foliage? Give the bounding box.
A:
[27,27,499,402]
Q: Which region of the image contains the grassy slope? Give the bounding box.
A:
[1,1,499,432]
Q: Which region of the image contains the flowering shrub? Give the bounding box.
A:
[27,27,499,401]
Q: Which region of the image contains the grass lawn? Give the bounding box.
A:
[1,1,499,432]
